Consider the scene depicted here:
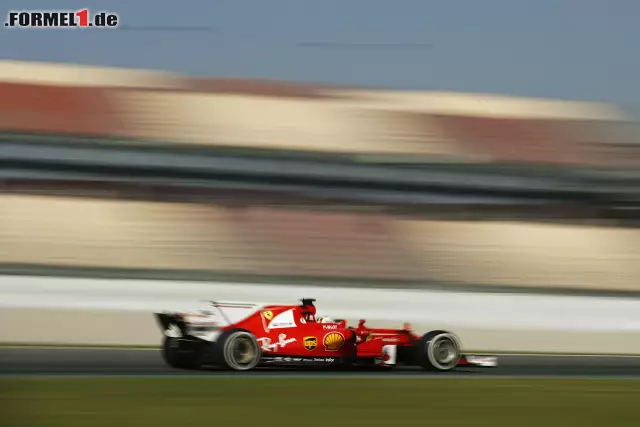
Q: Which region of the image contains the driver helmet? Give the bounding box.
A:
[317,315,334,324]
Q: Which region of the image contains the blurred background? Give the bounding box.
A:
[0,59,638,293]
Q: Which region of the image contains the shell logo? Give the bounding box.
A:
[323,332,345,351]
[262,311,273,320]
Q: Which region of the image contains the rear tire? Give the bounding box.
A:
[214,329,262,371]
[416,330,461,371]
[162,336,201,370]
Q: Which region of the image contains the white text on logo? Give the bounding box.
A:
[257,334,297,352]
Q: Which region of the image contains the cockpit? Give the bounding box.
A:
[298,298,338,325]
[300,313,335,323]
[302,313,316,323]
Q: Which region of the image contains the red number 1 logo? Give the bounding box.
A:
[76,9,88,27]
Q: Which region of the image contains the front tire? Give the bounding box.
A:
[214,329,262,371]
[416,330,461,371]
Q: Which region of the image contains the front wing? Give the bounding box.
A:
[458,354,499,368]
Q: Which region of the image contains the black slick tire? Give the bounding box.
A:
[162,336,201,370]
[213,329,262,371]
[416,330,462,372]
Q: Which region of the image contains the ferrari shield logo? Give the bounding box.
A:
[263,311,273,320]
[303,336,318,351]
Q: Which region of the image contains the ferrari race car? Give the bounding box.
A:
[154,298,498,372]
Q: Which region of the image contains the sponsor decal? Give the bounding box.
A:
[382,338,399,343]
[266,356,335,364]
[323,332,345,351]
[267,309,297,329]
[257,333,297,352]
[270,322,296,329]
[323,324,338,330]
[303,336,318,351]
[262,310,273,320]
[4,9,119,28]
[377,345,397,366]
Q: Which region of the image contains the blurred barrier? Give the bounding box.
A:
[1,194,638,292]
[1,275,639,353]
[1,59,639,168]
[0,136,609,203]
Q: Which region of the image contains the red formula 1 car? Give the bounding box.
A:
[155,298,497,372]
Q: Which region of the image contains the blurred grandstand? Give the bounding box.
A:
[0,59,638,294]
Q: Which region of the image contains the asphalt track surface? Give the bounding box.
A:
[2,348,640,378]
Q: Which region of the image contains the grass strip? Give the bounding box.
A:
[1,377,639,426]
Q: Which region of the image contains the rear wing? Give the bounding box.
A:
[201,300,263,326]
[155,300,264,330]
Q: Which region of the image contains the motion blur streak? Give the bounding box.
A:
[0,48,639,427]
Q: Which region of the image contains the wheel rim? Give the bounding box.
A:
[225,333,259,370]
[232,337,255,365]
[427,334,460,370]
[433,338,457,365]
